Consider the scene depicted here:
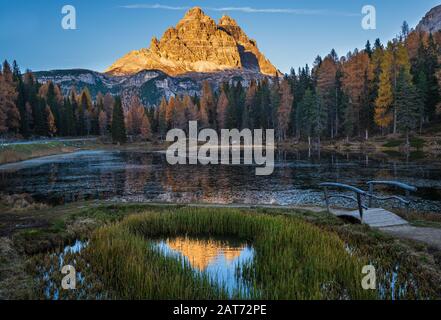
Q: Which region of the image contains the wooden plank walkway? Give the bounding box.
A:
[332,208,409,228]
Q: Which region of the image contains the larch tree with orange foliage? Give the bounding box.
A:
[276,79,294,141]
[126,96,151,140]
[199,81,214,127]
[342,51,373,137]
[375,49,394,133]
[0,61,20,134]
[171,96,187,130]
[182,95,198,125]
[46,105,56,136]
[216,88,229,130]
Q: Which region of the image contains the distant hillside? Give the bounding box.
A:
[34,68,270,107]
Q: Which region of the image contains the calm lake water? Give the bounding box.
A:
[0,149,440,212]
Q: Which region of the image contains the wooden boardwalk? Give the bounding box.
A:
[332,208,409,228]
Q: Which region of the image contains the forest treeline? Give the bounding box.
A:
[1,22,440,145]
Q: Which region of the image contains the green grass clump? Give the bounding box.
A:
[410,137,425,149]
[382,137,425,149]
[85,208,375,300]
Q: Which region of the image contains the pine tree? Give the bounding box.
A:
[111,96,126,144]
[103,93,114,132]
[396,67,419,146]
[401,21,410,40]
[391,41,412,134]
[311,93,327,145]
[343,93,355,140]
[415,70,428,133]
[257,79,271,129]
[244,80,257,129]
[64,97,76,136]
[425,34,439,121]
[13,62,30,137]
[316,54,338,138]
[298,89,316,143]
[365,40,373,57]
[34,98,48,136]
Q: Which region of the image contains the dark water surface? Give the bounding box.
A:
[0,149,440,211]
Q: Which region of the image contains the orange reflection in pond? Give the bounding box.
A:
[165,237,246,271]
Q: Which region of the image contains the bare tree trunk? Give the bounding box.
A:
[335,87,339,137]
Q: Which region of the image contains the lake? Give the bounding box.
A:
[0,149,440,212]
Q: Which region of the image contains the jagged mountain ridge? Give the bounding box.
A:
[34,68,270,107]
[106,7,281,77]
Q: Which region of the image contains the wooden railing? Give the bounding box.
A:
[319,183,368,221]
[367,181,417,214]
[319,181,417,222]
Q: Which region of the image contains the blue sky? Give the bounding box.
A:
[0,0,439,74]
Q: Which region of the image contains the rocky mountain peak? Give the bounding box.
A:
[184,6,205,18]
[416,5,441,33]
[219,15,238,27]
[106,7,280,77]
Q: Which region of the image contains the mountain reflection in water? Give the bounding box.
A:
[153,236,254,297]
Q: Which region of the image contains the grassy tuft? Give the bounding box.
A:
[84,208,375,300]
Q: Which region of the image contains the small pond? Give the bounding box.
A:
[152,236,255,298]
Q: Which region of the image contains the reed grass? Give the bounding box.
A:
[84,207,376,299]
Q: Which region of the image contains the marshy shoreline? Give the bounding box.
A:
[1,201,441,300]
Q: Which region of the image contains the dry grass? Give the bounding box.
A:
[0,142,72,164]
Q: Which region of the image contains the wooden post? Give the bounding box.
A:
[357,193,364,223]
[405,190,410,215]
[324,187,330,213]
[368,183,374,208]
